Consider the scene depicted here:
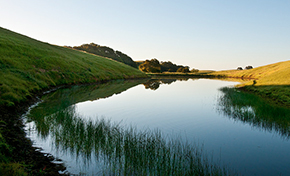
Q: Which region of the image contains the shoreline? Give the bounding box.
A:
[0,77,149,175]
[150,72,290,108]
[1,75,289,175]
[0,85,68,175]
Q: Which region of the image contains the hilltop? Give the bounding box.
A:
[69,43,137,68]
[0,27,146,106]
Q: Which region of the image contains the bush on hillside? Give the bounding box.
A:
[139,59,161,73]
[245,66,253,70]
[176,67,190,73]
[191,68,199,73]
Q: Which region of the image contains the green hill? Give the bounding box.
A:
[211,60,290,106]
[71,43,138,68]
[0,27,146,106]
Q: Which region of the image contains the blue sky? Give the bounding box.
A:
[1,0,290,70]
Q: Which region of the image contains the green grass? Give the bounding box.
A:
[0,26,146,175]
[0,120,28,175]
[0,27,146,107]
[0,121,11,163]
[0,163,27,176]
[209,60,290,107]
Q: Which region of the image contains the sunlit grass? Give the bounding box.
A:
[0,27,146,106]
[211,60,290,86]
[209,60,290,106]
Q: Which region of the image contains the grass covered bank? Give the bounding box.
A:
[210,60,290,107]
[0,27,146,175]
[0,27,146,107]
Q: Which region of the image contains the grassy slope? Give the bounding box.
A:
[0,27,146,175]
[211,60,290,106]
[0,27,146,106]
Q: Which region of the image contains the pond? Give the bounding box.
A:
[24,78,290,175]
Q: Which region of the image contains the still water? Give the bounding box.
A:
[24,78,290,175]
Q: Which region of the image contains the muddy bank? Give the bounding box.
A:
[0,93,67,175]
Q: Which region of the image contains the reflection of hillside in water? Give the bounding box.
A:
[217,87,290,139]
[26,80,146,138]
[27,79,146,120]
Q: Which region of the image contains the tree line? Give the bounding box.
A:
[65,43,200,73]
[237,66,253,70]
[138,58,199,73]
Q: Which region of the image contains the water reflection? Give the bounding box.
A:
[26,84,231,175]
[26,79,232,175]
[25,79,290,175]
[218,87,290,139]
[143,77,194,90]
[26,80,146,138]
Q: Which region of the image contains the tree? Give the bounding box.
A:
[237,67,243,70]
[160,61,179,72]
[143,79,161,90]
[139,59,197,73]
[191,68,199,73]
[176,66,190,73]
[245,66,253,70]
[138,59,161,73]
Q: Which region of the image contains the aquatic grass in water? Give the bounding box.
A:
[218,87,290,139]
[27,104,234,175]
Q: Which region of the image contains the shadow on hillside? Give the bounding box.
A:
[217,86,290,139]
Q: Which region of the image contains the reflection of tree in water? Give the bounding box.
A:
[143,78,192,90]
[160,79,177,84]
[143,79,161,90]
[218,87,290,139]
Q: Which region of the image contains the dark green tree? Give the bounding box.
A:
[139,59,161,73]
[191,68,199,73]
[245,66,253,70]
[176,66,190,73]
